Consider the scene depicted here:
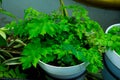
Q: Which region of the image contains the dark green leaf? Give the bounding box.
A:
[0,72,3,78]
[3,57,21,65]
[0,0,2,4]
[9,69,16,78]
[0,65,8,72]
[3,72,11,78]
[0,35,7,47]
[0,9,16,19]
[0,49,13,58]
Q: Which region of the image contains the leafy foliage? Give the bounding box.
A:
[0,2,27,79]
[0,27,27,79]
[20,38,41,69]
[0,65,26,79]
[107,26,120,55]
[108,26,120,35]
[5,5,106,73]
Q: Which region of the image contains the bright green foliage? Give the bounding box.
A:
[107,26,120,55]
[20,38,41,69]
[0,65,26,78]
[108,26,120,36]
[5,5,106,73]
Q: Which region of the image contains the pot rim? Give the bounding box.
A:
[105,23,120,33]
[39,60,89,69]
[106,49,120,59]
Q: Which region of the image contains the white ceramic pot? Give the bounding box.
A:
[105,49,120,70]
[38,60,88,79]
[103,49,120,79]
[103,23,120,79]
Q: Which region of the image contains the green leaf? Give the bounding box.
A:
[26,22,41,38]
[0,54,5,61]
[0,72,3,78]
[0,0,2,4]
[4,72,11,78]
[3,57,21,65]
[23,8,58,38]
[20,56,32,70]
[87,64,99,73]
[14,67,26,78]
[24,7,41,19]
[75,51,84,61]
[0,9,16,19]
[40,47,56,63]
[111,35,117,41]
[9,69,16,78]
[20,38,41,69]
[32,57,41,67]
[0,65,26,78]
[55,49,65,59]
[107,41,113,47]
[59,19,69,32]
[0,34,7,47]
[41,55,56,63]
[26,20,57,38]
[0,65,8,72]
[0,29,6,39]
[0,49,13,58]
[44,22,57,36]
[62,55,73,65]
[15,67,20,76]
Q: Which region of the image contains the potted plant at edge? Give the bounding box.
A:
[102,23,120,79]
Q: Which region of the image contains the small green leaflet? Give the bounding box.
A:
[20,38,41,69]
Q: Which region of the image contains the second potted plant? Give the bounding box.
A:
[102,23,120,79]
